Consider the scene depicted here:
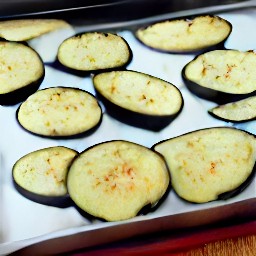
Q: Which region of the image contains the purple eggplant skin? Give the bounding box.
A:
[182,63,256,104]
[135,32,228,55]
[67,140,171,221]
[134,15,232,55]
[16,87,103,139]
[207,96,256,123]
[0,76,44,106]
[12,181,74,208]
[56,32,133,75]
[217,162,256,201]
[12,146,79,208]
[93,70,184,132]
[0,50,45,106]
[152,127,256,203]
[96,91,183,131]
[208,110,256,123]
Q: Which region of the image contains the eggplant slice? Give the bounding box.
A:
[0,41,44,105]
[135,15,232,54]
[182,50,256,104]
[17,87,102,138]
[208,96,256,122]
[12,146,78,207]
[0,19,71,42]
[93,70,183,131]
[67,140,170,221]
[153,127,256,203]
[57,32,132,72]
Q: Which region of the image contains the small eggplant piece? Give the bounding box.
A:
[208,96,256,123]
[67,140,170,221]
[0,41,44,106]
[0,19,71,41]
[182,50,256,104]
[93,70,183,131]
[153,127,256,203]
[57,32,132,73]
[135,15,232,54]
[17,87,102,138]
[12,146,78,207]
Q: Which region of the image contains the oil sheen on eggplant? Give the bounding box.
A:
[153,127,256,203]
[93,70,183,131]
[67,140,170,221]
[208,96,256,122]
[0,41,44,105]
[135,15,232,54]
[57,32,132,72]
[12,146,78,207]
[17,87,102,138]
[183,50,256,104]
[0,19,71,41]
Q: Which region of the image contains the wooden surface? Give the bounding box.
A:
[187,235,256,256]
[70,220,256,255]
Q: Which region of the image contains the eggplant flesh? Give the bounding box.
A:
[93,70,183,131]
[153,127,256,203]
[17,87,102,138]
[0,41,44,105]
[12,146,78,207]
[183,50,256,104]
[208,96,256,122]
[57,32,132,72]
[0,19,71,41]
[135,15,232,53]
[67,140,170,221]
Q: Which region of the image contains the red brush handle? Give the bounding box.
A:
[72,220,256,255]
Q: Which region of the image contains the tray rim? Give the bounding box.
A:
[1,5,256,255]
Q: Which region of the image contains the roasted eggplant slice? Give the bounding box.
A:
[67,140,170,221]
[208,96,256,122]
[17,87,102,138]
[57,32,132,72]
[135,15,232,54]
[182,50,256,104]
[153,127,256,203]
[0,19,71,41]
[0,41,44,106]
[93,70,183,131]
[12,146,78,207]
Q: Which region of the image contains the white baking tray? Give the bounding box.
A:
[0,7,256,255]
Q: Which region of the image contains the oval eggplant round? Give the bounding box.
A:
[0,19,71,41]
[93,70,183,131]
[208,96,256,123]
[0,41,44,106]
[182,50,256,104]
[153,127,256,203]
[57,32,132,73]
[17,87,102,138]
[67,140,170,221]
[135,15,232,54]
[12,146,78,207]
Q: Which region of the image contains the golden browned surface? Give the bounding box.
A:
[68,141,170,221]
[18,87,102,136]
[154,127,256,203]
[136,15,231,52]
[58,32,130,71]
[94,71,182,115]
[184,50,256,94]
[0,42,44,94]
[13,147,78,196]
